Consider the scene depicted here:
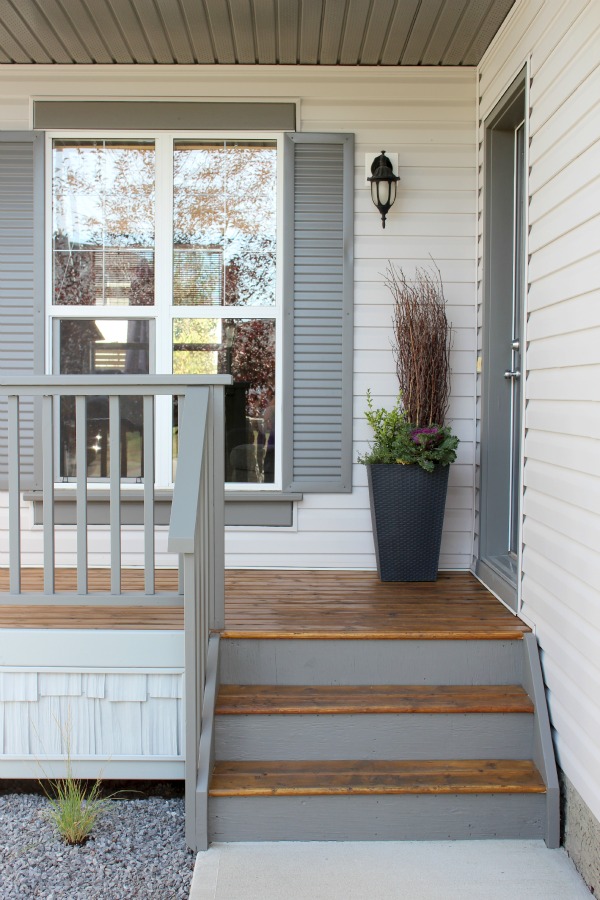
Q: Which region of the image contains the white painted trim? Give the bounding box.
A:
[516,58,532,614]
[45,130,283,490]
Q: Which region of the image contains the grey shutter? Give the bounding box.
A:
[282,133,354,493]
[0,133,44,491]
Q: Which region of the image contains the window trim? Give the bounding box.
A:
[45,129,284,492]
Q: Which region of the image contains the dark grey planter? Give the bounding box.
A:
[367,463,450,582]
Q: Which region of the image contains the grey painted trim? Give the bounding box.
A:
[209,793,546,842]
[28,495,294,527]
[34,101,297,131]
[282,132,354,494]
[225,491,302,502]
[522,633,560,849]
[477,66,526,613]
[170,389,209,556]
[225,501,292,527]
[215,713,533,761]
[219,639,524,686]
[4,593,183,606]
[474,558,517,612]
[183,552,198,851]
[210,388,226,632]
[195,635,220,853]
[0,758,184,780]
[0,132,38,142]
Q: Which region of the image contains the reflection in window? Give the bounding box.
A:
[58,319,150,479]
[173,141,276,307]
[173,318,275,483]
[52,140,155,307]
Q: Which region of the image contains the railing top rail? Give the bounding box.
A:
[0,375,232,396]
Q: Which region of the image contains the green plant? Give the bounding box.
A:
[42,769,112,845]
[37,714,117,846]
[359,391,458,472]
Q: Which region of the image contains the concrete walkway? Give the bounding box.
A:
[190,840,590,899]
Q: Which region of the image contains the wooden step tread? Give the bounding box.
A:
[209,759,546,797]
[216,685,534,715]
[219,627,528,640]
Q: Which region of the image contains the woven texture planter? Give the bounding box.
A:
[367,463,450,582]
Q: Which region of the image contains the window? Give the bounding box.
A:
[48,134,281,489]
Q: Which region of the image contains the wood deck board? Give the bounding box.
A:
[215,684,534,715]
[222,571,529,639]
[209,759,546,796]
[0,569,529,637]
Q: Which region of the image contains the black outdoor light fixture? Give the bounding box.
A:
[368,150,399,228]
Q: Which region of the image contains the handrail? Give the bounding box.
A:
[165,382,228,850]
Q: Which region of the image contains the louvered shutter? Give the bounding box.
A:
[0,133,43,491]
[282,133,354,493]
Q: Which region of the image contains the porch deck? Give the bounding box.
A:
[0,570,529,639]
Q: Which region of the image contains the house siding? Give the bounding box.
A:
[0,66,477,572]
[477,0,600,829]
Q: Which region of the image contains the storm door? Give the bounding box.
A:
[477,71,526,612]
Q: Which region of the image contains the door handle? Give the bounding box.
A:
[504,369,521,379]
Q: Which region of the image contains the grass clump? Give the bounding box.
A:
[42,770,112,846]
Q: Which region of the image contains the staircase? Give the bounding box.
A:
[199,625,559,847]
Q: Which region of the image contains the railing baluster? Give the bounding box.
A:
[8,395,21,594]
[143,395,155,595]
[75,396,88,595]
[109,395,121,595]
[42,395,55,594]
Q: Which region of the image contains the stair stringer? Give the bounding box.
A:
[522,632,560,848]
[194,634,220,852]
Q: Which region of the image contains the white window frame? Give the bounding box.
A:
[45,130,284,492]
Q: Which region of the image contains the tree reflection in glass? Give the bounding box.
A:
[172,318,275,483]
[52,140,155,307]
[173,141,276,307]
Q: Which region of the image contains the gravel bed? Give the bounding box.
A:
[0,793,195,899]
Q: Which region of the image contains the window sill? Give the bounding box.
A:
[24,489,302,528]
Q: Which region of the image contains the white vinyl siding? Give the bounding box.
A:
[0,66,477,571]
[478,0,600,822]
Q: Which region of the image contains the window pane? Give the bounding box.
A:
[58,319,150,479]
[173,141,276,307]
[52,140,155,306]
[173,318,275,484]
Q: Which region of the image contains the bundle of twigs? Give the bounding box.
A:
[386,262,452,428]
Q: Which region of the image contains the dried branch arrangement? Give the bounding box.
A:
[386,262,452,428]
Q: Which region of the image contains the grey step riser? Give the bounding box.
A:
[220,639,524,686]
[209,793,546,841]
[215,713,534,761]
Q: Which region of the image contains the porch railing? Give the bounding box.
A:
[0,375,228,600]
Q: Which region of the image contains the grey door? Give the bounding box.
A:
[477,72,526,612]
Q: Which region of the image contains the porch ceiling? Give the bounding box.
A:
[0,0,515,67]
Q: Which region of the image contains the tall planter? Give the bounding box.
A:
[367,463,449,582]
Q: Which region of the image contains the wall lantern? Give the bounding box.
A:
[368,150,399,229]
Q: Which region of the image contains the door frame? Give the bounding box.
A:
[476,65,529,613]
